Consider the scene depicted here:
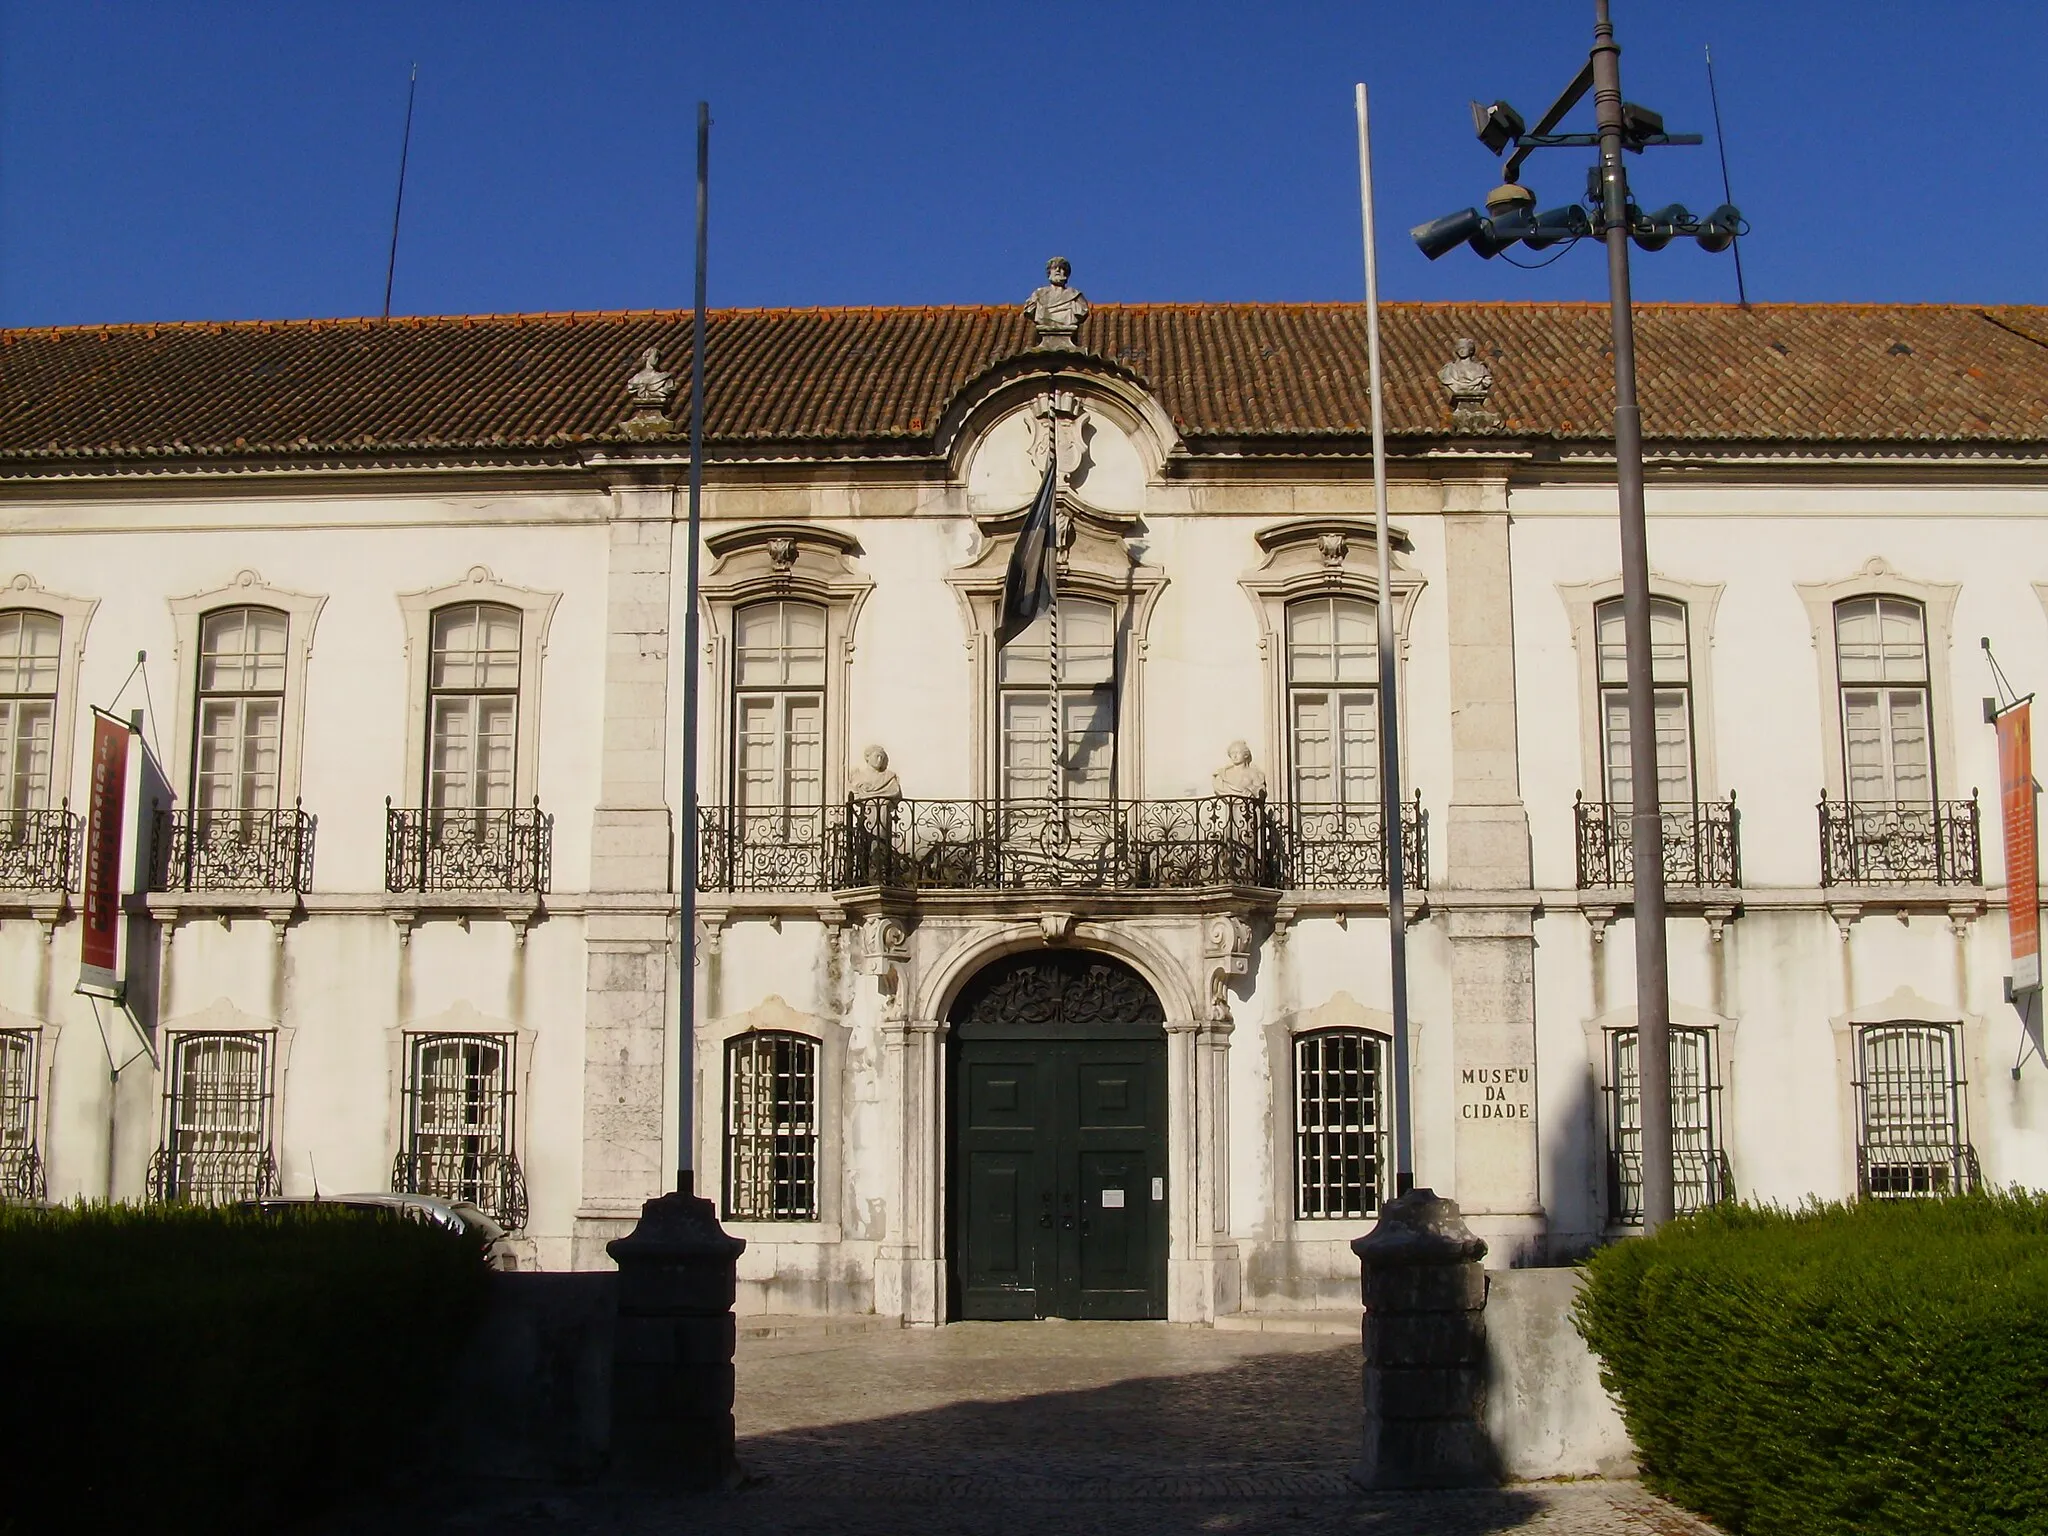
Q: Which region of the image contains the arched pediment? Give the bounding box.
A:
[938,351,1183,499]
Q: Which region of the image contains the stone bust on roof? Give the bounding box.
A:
[1024,257,1089,348]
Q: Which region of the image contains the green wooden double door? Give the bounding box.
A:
[950,1033,1169,1320]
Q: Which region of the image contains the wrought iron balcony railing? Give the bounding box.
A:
[0,805,81,892]
[0,1142,45,1205]
[146,1145,278,1205]
[698,794,1428,895]
[1819,792,1981,886]
[1575,795,1741,889]
[392,1146,529,1231]
[385,800,552,894]
[152,804,316,893]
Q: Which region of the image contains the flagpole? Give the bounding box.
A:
[1356,82,1416,1195]
[677,100,709,1198]
[1048,408,1064,803]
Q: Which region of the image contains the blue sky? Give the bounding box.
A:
[2,2,2041,326]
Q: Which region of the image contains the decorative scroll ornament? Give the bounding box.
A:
[1204,914,1254,1022]
[956,951,1164,1029]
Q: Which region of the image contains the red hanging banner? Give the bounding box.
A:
[1998,699,2040,994]
[78,710,132,998]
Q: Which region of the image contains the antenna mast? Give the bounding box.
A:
[1704,46,1749,308]
[382,64,418,321]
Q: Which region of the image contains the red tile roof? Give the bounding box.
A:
[3,302,2045,466]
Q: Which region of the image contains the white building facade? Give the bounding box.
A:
[3,293,2045,1320]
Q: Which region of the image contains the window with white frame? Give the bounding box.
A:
[1294,1027,1390,1219]
[193,606,287,820]
[998,596,1116,801]
[398,1033,524,1228]
[1596,597,1695,807]
[428,603,521,822]
[0,1030,40,1204]
[724,1031,819,1221]
[1835,597,1933,804]
[1607,1026,1725,1223]
[1287,596,1379,808]
[0,609,59,822]
[732,601,826,827]
[1856,1023,1973,1198]
[153,1033,274,1204]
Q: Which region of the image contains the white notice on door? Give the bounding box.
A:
[1152,1177,1164,1200]
[1101,1188,1125,1208]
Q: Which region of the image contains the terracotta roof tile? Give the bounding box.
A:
[3,301,2045,465]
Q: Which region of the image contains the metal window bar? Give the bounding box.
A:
[0,1030,43,1205]
[385,799,552,893]
[1294,1028,1390,1220]
[724,1032,819,1221]
[392,1032,527,1229]
[0,804,80,892]
[1575,794,1741,889]
[151,802,315,893]
[1818,793,1981,886]
[1855,1024,1977,1199]
[1606,1027,1728,1224]
[147,1033,277,1205]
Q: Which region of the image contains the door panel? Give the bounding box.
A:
[955,1052,1056,1318]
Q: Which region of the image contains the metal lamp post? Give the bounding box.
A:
[1411,1,1745,1231]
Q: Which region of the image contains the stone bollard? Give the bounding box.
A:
[607,1190,747,1489]
[1350,1187,1498,1489]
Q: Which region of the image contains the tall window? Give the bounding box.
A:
[399,1034,523,1228]
[999,597,1115,800]
[1608,1027,1724,1223]
[1597,597,1694,807]
[156,1033,273,1204]
[0,610,59,821]
[428,603,521,820]
[0,1031,40,1204]
[724,1032,819,1221]
[1857,1024,1972,1198]
[1295,1028,1389,1219]
[1287,597,1379,808]
[194,606,286,818]
[733,601,826,822]
[1835,597,1932,803]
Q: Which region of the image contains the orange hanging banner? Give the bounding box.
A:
[1998,699,2040,994]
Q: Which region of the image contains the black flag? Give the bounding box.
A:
[998,453,1059,645]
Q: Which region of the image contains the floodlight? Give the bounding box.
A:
[1619,101,1665,142]
[1631,203,1689,251]
[1470,99,1526,155]
[1412,208,1485,261]
[1524,205,1592,250]
[1695,204,1742,253]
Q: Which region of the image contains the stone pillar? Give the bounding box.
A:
[1351,1188,1496,1489]
[1166,1015,1240,1321]
[875,1016,945,1325]
[608,1190,746,1488]
[1441,475,1545,1265]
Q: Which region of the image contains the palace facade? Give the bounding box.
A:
[3,291,2046,1320]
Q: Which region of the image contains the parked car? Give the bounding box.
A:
[245,1193,519,1270]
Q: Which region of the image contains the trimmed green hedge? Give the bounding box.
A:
[1574,1193,2048,1536]
[0,1202,491,1536]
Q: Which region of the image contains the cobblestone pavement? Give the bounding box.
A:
[321,1320,1723,1535]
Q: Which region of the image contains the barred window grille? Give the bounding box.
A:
[1294,1028,1389,1220]
[0,1030,41,1204]
[157,1033,273,1204]
[1608,1027,1726,1224]
[398,1033,521,1224]
[724,1032,819,1221]
[1857,1023,1973,1198]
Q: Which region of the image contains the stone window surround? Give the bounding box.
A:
[1579,1000,1737,1228]
[1556,572,1725,803]
[397,567,559,809]
[947,500,1169,801]
[154,997,296,1168]
[1265,991,1408,1236]
[0,1004,60,1178]
[1,573,100,809]
[382,1001,536,1182]
[1239,519,1426,803]
[697,994,844,1243]
[1827,985,1982,1200]
[698,525,872,810]
[167,571,325,810]
[1796,557,1961,803]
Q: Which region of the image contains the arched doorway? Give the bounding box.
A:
[947,950,1168,1320]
